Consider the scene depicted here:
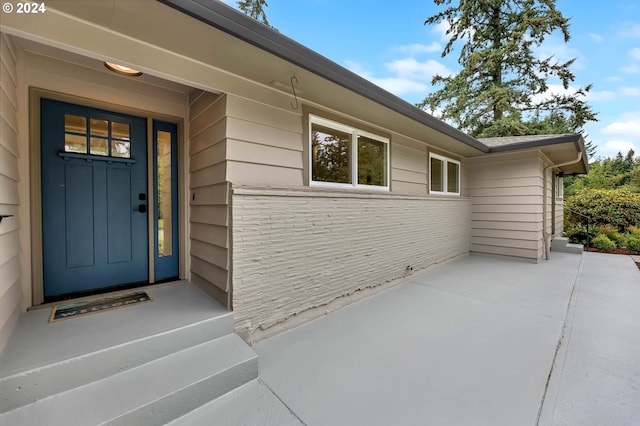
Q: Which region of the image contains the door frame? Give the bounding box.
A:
[29,88,187,305]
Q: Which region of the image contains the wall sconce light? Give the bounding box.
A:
[104,62,143,77]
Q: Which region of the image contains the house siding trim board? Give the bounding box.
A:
[231,185,472,343]
[0,33,22,351]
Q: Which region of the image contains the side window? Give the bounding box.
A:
[429,153,460,195]
[310,115,389,190]
[556,174,564,199]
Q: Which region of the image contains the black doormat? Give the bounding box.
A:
[49,290,152,323]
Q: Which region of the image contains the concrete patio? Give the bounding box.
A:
[254,251,639,426]
[2,251,638,425]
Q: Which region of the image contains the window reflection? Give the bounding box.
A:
[157,131,172,257]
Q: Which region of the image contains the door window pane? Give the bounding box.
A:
[157,131,172,257]
[64,115,87,153]
[90,137,109,156]
[112,140,131,158]
[112,122,130,140]
[90,119,109,137]
[65,134,87,154]
[65,114,86,134]
[111,122,131,158]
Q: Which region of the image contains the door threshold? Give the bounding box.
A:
[29,280,187,312]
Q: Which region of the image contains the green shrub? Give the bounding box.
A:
[628,225,640,236]
[592,234,616,252]
[564,223,597,246]
[564,188,640,233]
[625,235,640,254]
[599,226,624,247]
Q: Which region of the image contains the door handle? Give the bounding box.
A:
[134,204,147,213]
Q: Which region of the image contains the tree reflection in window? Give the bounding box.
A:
[311,124,351,184]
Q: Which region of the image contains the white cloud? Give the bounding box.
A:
[587,86,640,102]
[368,77,429,95]
[398,43,441,55]
[630,47,640,60]
[620,86,640,96]
[621,64,640,73]
[345,60,428,95]
[433,21,451,41]
[386,57,452,80]
[537,39,584,69]
[599,140,638,158]
[587,90,617,101]
[531,84,585,104]
[618,23,640,38]
[346,56,451,98]
[588,33,603,43]
[602,112,640,138]
[597,111,640,158]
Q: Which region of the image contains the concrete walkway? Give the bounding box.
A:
[540,252,640,425]
[255,252,585,425]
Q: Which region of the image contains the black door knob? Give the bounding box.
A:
[135,204,147,213]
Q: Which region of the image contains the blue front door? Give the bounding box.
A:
[41,99,148,299]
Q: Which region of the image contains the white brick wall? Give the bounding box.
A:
[231,186,471,342]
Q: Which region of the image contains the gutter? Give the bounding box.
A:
[542,152,582,260]
[157,0,488,153]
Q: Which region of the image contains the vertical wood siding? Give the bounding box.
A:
[188,90,231,307]
[468,151,545,261]
[0,34,22,350]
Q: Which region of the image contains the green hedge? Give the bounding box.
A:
[565,188,640,233]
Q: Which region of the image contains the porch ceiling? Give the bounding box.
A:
[10,36,195,96]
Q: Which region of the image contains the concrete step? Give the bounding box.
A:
[0,334,259,426]
[551,237,584,254]
[168,380,303,426]
[0,284,234,414]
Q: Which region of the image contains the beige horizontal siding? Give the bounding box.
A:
[231,186,471,343]
[226,161,303,186]
[224,94,303,186]
[0,33,21,351]
[469,151,545,261]
[391,137,427,195]
[188,90,230,306]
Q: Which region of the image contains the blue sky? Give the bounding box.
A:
[224,0,640,160]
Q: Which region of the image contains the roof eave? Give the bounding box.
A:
[157,0,488,153]
[489,134,589,174]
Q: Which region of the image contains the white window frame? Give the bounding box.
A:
[429,153,461,196]
[309,114,390,191]
[555,174,564,199]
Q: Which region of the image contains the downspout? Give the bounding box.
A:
[543,152,582,260]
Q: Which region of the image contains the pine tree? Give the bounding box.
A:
[419,0,597,138]
[237,0,271,27]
